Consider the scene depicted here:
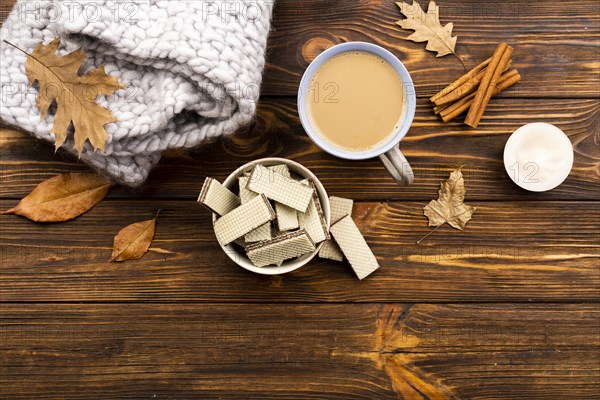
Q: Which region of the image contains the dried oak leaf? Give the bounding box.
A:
[2,172,114,222]
[25,38,126,154]
[424,168,476,230]
[110,211,160,262]
[396,1,458,57]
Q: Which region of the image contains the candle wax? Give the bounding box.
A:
[503,122,573,192]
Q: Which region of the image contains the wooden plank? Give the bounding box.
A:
[1,303,598,399]
[2,97,598,201]
[1,199,598,302]
[1,0,598,98]
[265,0,600,98]
[0,1,13,19]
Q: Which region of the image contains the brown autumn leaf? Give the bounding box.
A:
[24,38,126,154]
[2,172,114,222]
[423,168,476,230]
[110,211,160,262]
[396,1,458,57]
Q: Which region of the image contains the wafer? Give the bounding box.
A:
[246,229,315,267]
[239,176,272,242]
[298,180,329,243]
[268,165,300,231]
[198,177,241,216]
[269,164,290,177]
[319,196,354,261]
[247,164,314,212]
[330,215,379,280]
[213,194,276,245]
[276,206,299,231]
[245,222,272,243]
[238,176,255,204]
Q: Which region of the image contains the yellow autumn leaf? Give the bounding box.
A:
[110,211,160,262]
[25,38,126,154]
[396,1,458,57]
[424,168,476,230]
[2,172,114,223]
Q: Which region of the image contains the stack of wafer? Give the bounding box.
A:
[198,166,381,280]
[317,196,379,280]
[199,163,329,268]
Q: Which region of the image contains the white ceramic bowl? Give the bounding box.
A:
[212,158,331,275]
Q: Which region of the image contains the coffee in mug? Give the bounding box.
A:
[306,51,405,153]
[298,42,416,185]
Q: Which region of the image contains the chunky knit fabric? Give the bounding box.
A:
[0,0,273,186]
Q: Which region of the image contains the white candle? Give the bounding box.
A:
[503,122,573,192]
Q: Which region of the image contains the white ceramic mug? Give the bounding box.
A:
[298,42,416,185]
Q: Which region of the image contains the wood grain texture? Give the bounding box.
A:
[1,303,598,399]
[1,199,598,302]
[1,0,598,98]
[2,97,598,201]
[265,0,600,97]
[1,1,599,398]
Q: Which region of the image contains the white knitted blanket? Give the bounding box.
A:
[0,0,273,186]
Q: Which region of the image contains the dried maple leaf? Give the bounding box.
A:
[417,168,476,243]
[396,1,458,57]
[25,38,126,154]
[110,211,160,262]
[423,168,476,230]
[2,172,114,222]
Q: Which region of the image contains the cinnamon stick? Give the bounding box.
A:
[430,57,491,103]
[465,43,513,128]
[433,69,486,107]
[433,60,512,107]
[437,68,520,116]
[439,69,521,123]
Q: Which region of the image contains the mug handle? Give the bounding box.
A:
[379,144,414,185]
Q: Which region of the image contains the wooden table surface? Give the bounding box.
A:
[1,1,599,398]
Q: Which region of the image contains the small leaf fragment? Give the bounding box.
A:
[423,168,476,230]
[110,211,160,262]
[2,172,113,222]
[396,1,458,57]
